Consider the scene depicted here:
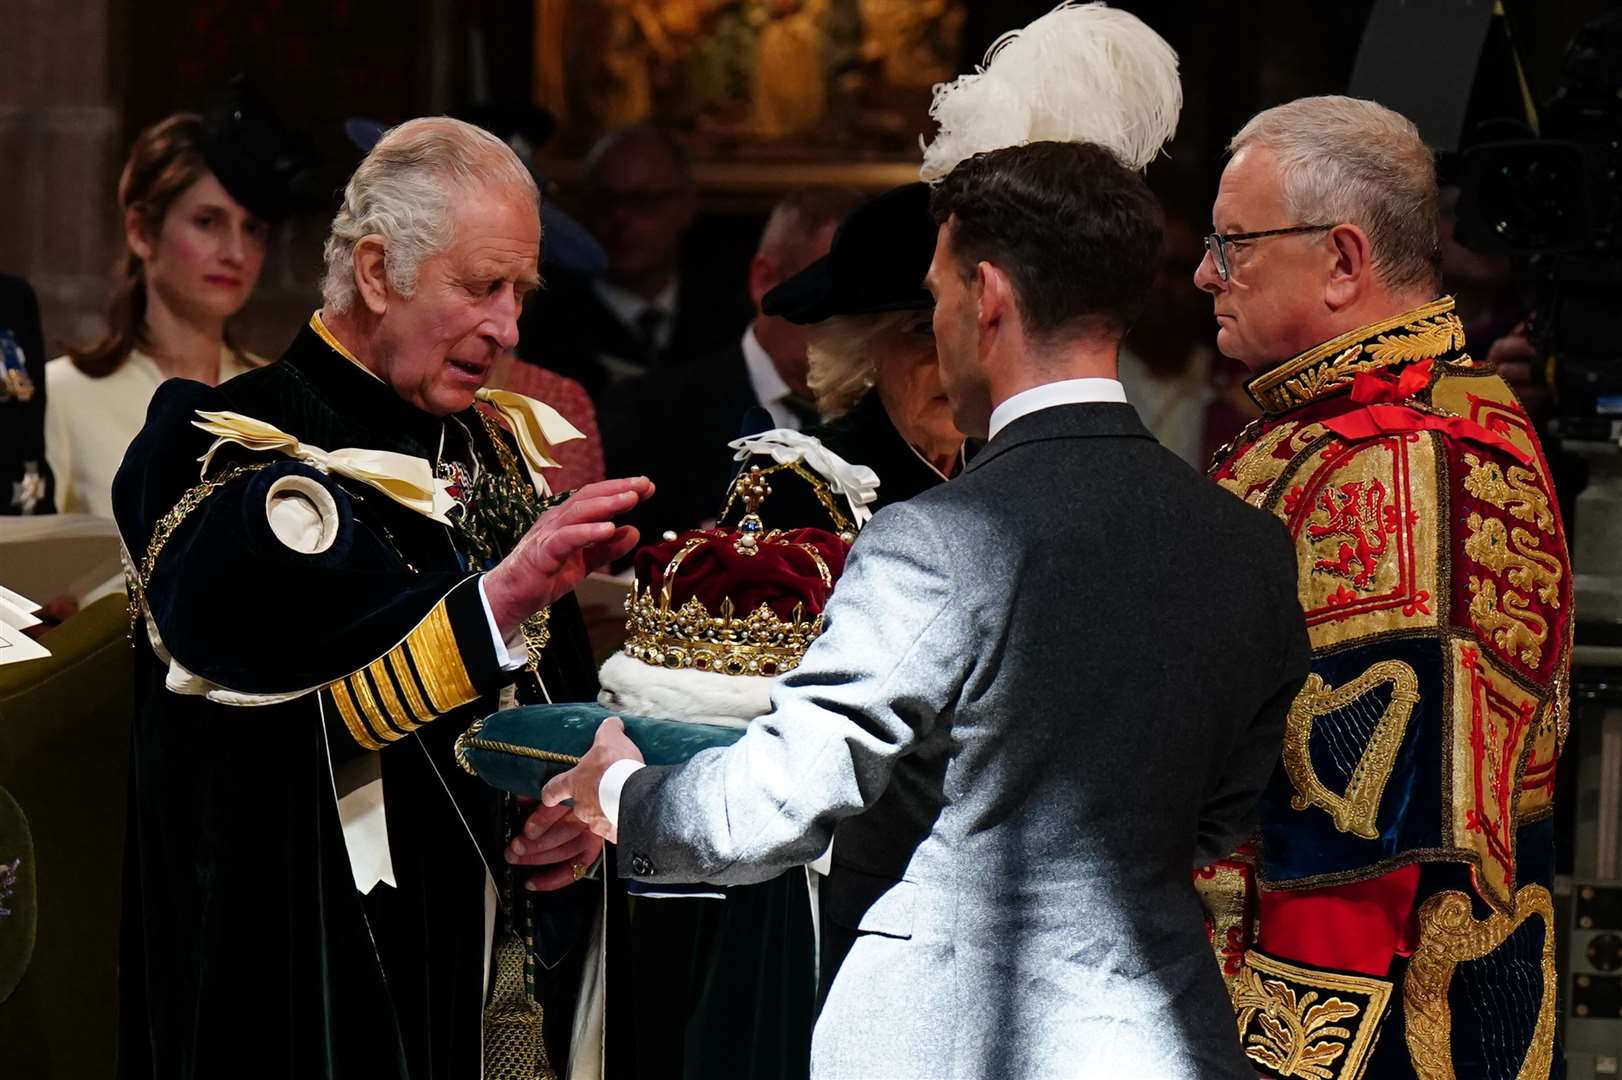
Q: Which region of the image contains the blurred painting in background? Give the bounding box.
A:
[535,0,965,158]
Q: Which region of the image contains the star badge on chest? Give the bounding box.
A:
[436,459,474,516]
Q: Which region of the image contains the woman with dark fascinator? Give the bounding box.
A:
[619,182,967,1080]
[719,181,965,539]
[46,92,304,519]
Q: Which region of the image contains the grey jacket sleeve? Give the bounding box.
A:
[1192,524,1311,868]
[616,501,964,886]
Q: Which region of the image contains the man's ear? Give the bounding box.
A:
[977,261,1015,337]
[747,252,779,311]
[1325,222,1375,311]
[125,208,153,263]
[353,235,391,316]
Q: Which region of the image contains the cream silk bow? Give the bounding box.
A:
[193,411,459,525]
[729,428,881,526]
[307,311,584,498]
[474,387,584,498]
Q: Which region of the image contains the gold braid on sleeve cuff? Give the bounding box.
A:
[322,595,482,750]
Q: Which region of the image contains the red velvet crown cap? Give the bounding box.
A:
[633,528,849,621]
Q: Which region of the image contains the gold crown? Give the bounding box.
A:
[621,531,833,677]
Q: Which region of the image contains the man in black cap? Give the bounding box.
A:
[722,181,966,536]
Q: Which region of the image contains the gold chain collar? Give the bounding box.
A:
[1245,296,1467,414]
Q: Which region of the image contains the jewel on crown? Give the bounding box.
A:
[618,470,847,678]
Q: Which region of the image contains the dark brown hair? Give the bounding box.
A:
[929,141,1164,342]
[69,113,241,377]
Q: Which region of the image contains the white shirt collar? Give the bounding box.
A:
[986,377,1127,442]
[591,276,678,328]
[739,325,802,430]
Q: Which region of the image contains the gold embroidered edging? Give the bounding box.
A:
[1247,297,1461,413]
[129,461,274,624]
[1233,950,1392,1080]
[1403,884,1556,1079]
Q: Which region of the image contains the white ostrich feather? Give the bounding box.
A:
[919,1,1182,181]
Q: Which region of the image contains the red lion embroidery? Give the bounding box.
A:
[1308,479,1395,588]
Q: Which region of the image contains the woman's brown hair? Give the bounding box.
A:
[69,113,237,377]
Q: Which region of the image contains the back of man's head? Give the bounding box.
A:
[929,141,1164,346]
[1229,95,1440,295]
[756,188,864,286]
[322,116,537,313]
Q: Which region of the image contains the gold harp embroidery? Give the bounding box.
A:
[1402,884,1556,1080]
[1283,660,1421,839]
[1233,951,1392,1080]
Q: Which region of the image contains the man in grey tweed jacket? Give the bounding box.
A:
[544,142,1309,1079]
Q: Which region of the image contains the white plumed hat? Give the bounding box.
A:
[919,1,1182,182]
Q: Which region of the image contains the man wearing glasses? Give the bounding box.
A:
[516,124,752,400]
[1194,95,1572,1080]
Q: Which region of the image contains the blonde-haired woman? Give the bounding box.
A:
[47,102,300,517]
[721,182,963,535]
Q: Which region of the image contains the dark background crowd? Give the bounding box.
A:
[1,0,1608,493]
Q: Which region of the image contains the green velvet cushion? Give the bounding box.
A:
[455,703,743,797]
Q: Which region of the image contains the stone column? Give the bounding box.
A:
[0,0,123,354]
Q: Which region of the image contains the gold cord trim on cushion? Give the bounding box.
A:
[1233,950,1392,1079]
[453,714,582,777]
[1402,884,1556,1079]
[1247,297,1464,413]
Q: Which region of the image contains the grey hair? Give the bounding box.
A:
[321,117,539,313]
[807,311,916,419]
[1229,96,1440,293]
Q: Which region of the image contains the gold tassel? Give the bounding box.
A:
[482,923,556,1079]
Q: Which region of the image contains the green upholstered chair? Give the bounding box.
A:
[0,595,133,1077]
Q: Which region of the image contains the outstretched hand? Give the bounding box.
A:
[483,476,653,636]
[541,716,643,845]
